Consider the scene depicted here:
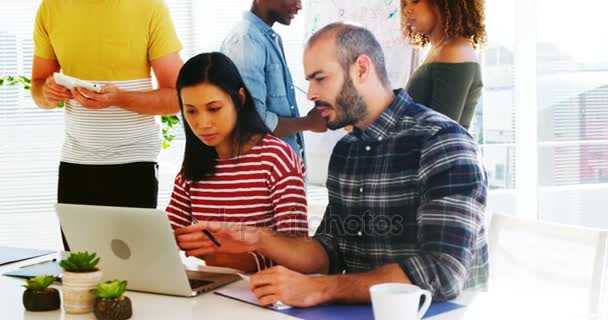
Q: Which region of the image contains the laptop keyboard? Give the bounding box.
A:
[189,279,213,289]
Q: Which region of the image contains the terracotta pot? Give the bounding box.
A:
[94,296,133,320]
[22,288,60,311]
[62,269,103,314]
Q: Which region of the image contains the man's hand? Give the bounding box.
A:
[250,266,328,307]
[42,75,73,106]
[305,107,328,133]
[71,84,121,110]
[174,221,264,257]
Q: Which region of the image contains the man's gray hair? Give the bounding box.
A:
[307,22,390,87]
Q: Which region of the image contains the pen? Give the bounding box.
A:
[22,258,57,268]
[202,229,222,247]
[192,217,221,247]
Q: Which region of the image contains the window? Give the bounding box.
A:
[1,1,62,249]
[477,0,608,227]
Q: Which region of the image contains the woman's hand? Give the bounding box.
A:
[174,221,264,257]
[200,252,259,272]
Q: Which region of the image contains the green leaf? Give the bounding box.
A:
[91,280,128,300]
[0,74,33,91]
[60,251,100,272]
[160,114,180,148]
[23,275,56,290]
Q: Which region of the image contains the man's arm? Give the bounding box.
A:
[274,108,327,137]
[249,263,411,307]
[174,222,330,274]
[221,36,326,137]
[71,52,183,115]
[114,52,183,114]
[31,56,73,109]
[398,125,488,301]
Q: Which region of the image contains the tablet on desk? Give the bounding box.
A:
[0,246,55,266]
[3,259,62,280]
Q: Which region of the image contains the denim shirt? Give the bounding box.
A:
[221,11,304,159]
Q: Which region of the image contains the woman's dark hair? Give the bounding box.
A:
[176,52,272,181]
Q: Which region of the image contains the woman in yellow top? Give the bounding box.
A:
[401,0,486,130]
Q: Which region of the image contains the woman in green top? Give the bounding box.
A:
[401,0,486,130]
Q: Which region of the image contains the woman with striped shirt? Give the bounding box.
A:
[166,52,308,272]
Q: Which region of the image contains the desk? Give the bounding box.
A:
[1,255,603,320]
[1,263,298,320]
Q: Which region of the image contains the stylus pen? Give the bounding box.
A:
[192,217,221,247]
[202,229,222,247]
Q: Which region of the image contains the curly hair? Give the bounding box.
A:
[400,0,487,48]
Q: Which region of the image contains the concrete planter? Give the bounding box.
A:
[62,269,103,314]
[94,296,133,320]
[22,288,61,311]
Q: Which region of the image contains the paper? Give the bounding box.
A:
[218,274,292,310]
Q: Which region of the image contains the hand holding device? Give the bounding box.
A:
[53,72,102,93]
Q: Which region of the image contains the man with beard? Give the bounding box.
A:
[221,0,327,160]
[175,23,489,305]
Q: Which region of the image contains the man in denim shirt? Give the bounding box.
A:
[221,0,327,159]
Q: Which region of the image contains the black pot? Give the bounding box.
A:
[22,288,60,311]
[93,296,132,320]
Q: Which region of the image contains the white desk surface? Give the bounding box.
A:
[1,254,602,320]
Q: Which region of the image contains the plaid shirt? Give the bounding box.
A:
[313,89,489,301]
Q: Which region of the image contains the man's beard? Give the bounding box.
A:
[268,10,290,26]
[319,75,368,130]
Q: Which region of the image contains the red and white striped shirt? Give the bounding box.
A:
[166,135,308,268]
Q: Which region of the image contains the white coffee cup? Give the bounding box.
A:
[370,283,432,320]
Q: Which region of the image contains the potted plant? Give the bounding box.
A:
[59,251,102,314]
[22,275,60,311]
[91,280,132,320]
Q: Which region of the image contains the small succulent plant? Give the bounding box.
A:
[59,251,100,272]
[91,280,128,300]
[23,275,56,291]
[22,275,61,311]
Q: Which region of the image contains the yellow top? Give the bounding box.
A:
[34,0,183,81]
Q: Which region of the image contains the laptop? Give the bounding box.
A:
[55,203,239,297]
